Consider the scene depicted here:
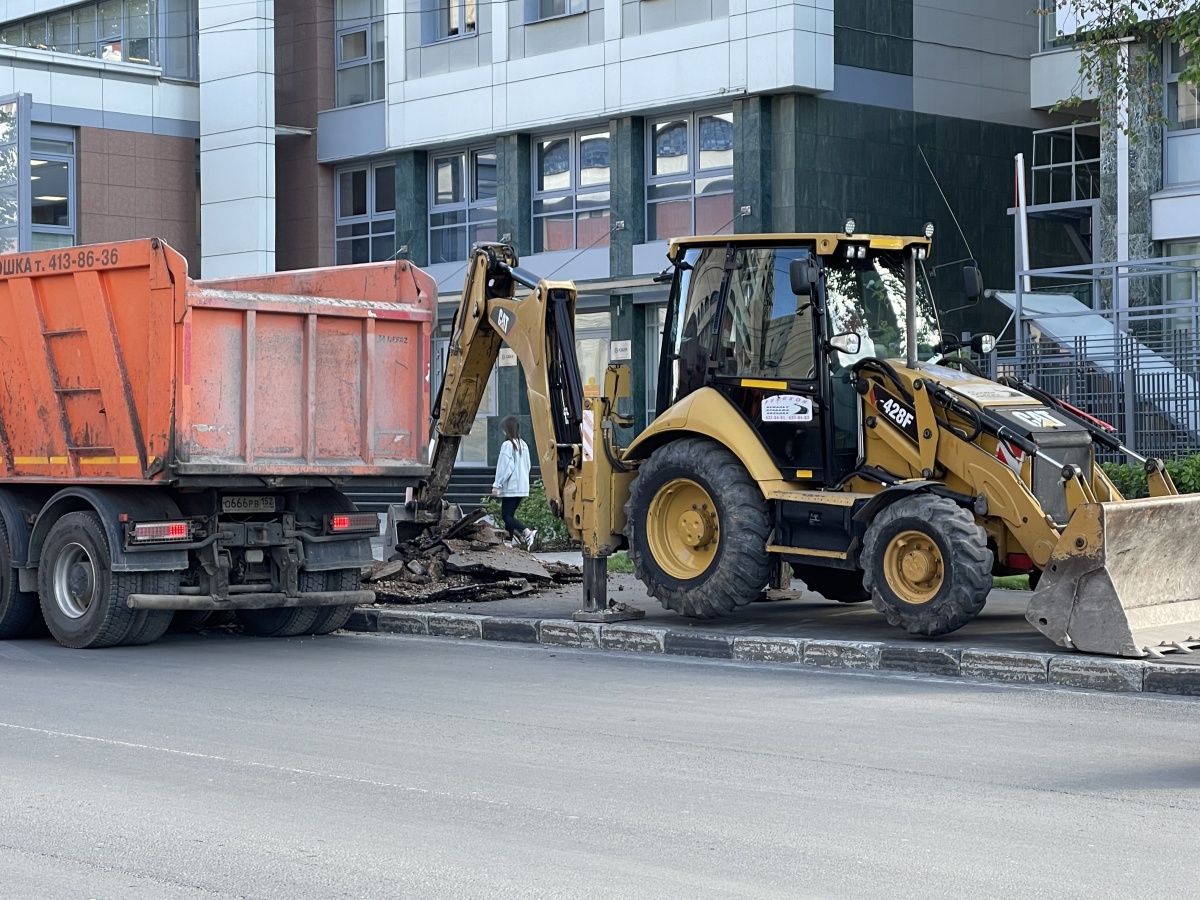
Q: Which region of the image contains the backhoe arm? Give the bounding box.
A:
[416,244,585,520]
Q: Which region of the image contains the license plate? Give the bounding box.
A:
[222,495,278,513]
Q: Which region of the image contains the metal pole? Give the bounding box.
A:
[1123,367,1136,455]
[906,250,917,369]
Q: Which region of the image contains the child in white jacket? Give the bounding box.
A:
[491,416,536,550]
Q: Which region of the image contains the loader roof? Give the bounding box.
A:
[667,232,933,260]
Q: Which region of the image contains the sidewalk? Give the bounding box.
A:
[346,553,1200,698]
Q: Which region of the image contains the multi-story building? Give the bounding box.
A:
[0,0,1057,480]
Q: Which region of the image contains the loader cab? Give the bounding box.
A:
[657,234,941,485]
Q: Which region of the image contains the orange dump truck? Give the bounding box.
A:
[0,238,435,648]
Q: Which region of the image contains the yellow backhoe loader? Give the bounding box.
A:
[395,230,1200,658]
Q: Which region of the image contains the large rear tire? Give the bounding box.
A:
[38,511,140,649]
[0,516,41,638]
[624,437,771,619]
[121,572,180,646]
[793,563,870,603]
[304,569,359,635]
[237,604,321,638]
[861,494,992,636]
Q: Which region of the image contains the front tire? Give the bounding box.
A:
[38,511,140,649]
[624,437,771,619]
[861,494,992,636]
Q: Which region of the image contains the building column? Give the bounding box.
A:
[199,0,275,277]
[608,293,647,436]
[394,150,428,266]
[609,116,645,279]
[733,95,771,235]
[496,134,532,255]
[1100,40,1162,304]
[767,93,817,233]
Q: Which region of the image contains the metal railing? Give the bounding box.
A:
[992,254,1200,460]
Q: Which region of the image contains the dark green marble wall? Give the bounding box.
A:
[834,0,913,75]
[393,150,428,266]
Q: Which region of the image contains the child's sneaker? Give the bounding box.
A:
[524,529,538,551]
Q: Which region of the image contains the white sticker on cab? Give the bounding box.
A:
[761,394,814,423]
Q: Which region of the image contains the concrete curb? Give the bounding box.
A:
[344,609,1200,698]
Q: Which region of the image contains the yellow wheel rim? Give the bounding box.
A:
[646,478,719,580]
[882,529,944,605]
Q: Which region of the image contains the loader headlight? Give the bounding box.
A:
[924,222,935,239]
[843,218,856,236]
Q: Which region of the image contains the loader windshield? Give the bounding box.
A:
[824,253,941,362]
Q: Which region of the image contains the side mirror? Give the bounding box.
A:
[963,265,984,302]
[653,266,674,284]
[790,258,817,297]
[829,332,862,355]
[970,333,997,354]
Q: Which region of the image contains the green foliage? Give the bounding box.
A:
[1041,0,1200,137]
[1102,452,1200,498]
[481,479,572,550]
[993,575,1032,591]
[607,551,635,574]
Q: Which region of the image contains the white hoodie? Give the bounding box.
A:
[493,439,531,498]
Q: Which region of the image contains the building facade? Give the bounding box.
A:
[0,0,1058,476]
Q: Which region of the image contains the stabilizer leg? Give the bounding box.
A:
[573,554,645,623]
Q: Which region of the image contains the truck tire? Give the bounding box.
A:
[236,604,321,638]
[304,569,360,635]
[38,511,140,649]
[121,573,181,646]
[861,494,992,636]
[624,437,771,618]
[792,563,870,603]
[0,516,41,638]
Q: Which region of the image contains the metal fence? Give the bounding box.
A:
[991,253,1200,461]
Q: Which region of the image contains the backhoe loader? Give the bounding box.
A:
[395,229,1200,658]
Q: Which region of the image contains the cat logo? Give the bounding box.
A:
[1011,408,1066,429]
[491,307,514,336]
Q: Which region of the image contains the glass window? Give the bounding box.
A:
[429,147,497,264]
[1167,40,1200,132]
[647,110,734,242]
[533,129,610,253]
[30,130,75,251]
[1030,123,1100,204]
[435,0,477,41]
[336,0,385,106]
[531,0,586,22]
[335,161,396,265]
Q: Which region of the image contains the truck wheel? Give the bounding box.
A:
[122,573,180,646]
[0,516,41,638]
[38,511,140,649]
[792,563,870,603]
[861,494,992,635]
[237,604,321,638]
[304,569,360,635]
[624,437,771,618]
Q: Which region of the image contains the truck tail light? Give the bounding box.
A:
[327,512,379,534]
[131,521,190,542]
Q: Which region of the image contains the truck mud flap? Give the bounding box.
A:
[1026,494,1200,657]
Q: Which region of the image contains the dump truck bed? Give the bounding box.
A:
[0,238,433,484]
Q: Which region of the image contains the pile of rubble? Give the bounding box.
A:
[362,510,581,605]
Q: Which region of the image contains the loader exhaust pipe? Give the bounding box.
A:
[905,250,918,369]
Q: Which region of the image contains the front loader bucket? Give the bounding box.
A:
[1026,494,1200,657]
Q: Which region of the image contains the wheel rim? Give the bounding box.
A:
[52,541,97,619]
[882,529,944,605]
[646,478,720,580]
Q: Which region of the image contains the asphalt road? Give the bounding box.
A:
[2,632,1198,900]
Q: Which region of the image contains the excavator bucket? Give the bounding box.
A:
[1026,494,1200,657]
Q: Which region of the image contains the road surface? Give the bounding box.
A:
[1,631,1197,899]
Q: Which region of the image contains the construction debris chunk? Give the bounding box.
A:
[363,516,581,605]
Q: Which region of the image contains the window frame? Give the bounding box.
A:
[335,0,385,107]
[531,127,611,254]
[334,159,396,265]
[30,142,75,249]
[428,145,498,265]
[645,108,734,242]
[525,0,587,24]
[1166,39,1200,135]
[429,0,478,43]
